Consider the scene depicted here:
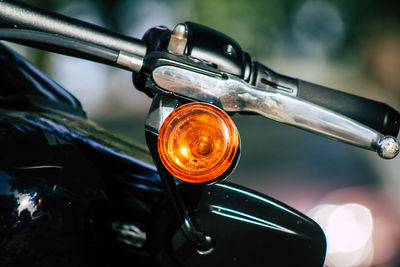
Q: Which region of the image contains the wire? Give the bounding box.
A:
[0,28,119,66]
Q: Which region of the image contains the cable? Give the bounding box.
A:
[0,28,119,66]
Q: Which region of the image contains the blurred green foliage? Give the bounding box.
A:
[178,0,292,56]
[182,0,400,57]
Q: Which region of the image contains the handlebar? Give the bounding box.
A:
[150,64,399,159]
[0,0,146,71]
[0,2,397,158]
[297,80,400,137]
[251,62,400,137]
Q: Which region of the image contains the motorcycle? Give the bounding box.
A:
[0,1,399,266]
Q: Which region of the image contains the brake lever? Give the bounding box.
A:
[151,65,399,159]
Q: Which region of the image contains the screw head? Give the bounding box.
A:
[224,44,237,57]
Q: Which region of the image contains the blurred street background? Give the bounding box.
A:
[8,0,400,266]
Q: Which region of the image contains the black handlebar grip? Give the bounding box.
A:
[251,62,400,137]
[297,80,400,137]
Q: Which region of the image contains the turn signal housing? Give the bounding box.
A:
[158,102,239,184]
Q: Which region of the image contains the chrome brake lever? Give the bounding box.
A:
[152,65,399,159]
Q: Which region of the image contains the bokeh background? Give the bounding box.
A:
[8,0,400,266]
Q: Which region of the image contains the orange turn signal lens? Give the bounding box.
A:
[157,102,239,183]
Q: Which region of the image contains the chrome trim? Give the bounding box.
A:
[377,136,399,159]
[152,65,399,159]
[116,51,143,72]
[111,221,146,248]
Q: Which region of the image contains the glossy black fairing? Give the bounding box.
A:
[0,44,163,266]
[0,108,162,267]
[0,44,85,117]
[0,109,163,266]
[149,182,326,267]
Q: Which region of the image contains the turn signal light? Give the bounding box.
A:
[158,102,239,183]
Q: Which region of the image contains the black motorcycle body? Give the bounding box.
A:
[0,44,326,266]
